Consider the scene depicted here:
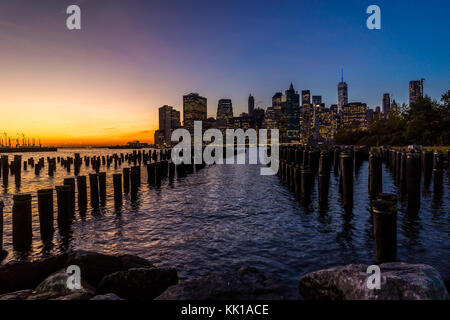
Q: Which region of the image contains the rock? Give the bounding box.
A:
[156,266,295,300]
[91,293,124,300]
[0,250,154,294]
[52,292,92,300]
[35,269,95,297]
[0,289,34,300]
[26,291,67,300]
[298,262,449,300]
[97,267,178,300]
[66,251,155,287]
[0,253,70,294]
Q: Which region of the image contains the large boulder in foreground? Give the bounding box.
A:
[35,269,95,298]
[96,267,178,300]
[66,251,154,286]
[156,266,295,300]
[0,250,154,294]
[298,263,449,300]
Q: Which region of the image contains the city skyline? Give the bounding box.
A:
[0,0,449,146]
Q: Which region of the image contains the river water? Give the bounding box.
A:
[0,148,449,290]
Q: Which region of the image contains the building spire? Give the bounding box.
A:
[341,68,344,82]
[289,82,294,91]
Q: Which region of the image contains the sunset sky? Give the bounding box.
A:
[0,0,449,146]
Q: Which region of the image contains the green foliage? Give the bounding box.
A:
[334,90,450,146]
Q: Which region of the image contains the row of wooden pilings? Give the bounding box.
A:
[0,149,172,187]
[0,148,212,257]
[278,145,449,264]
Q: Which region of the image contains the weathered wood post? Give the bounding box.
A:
[406,152,421,213]
[300,166,312,205]
[0,201,4,257]
[130,166,140,199]
[98,172,107,206]
[63,178,76,216]
[37,189,54,244]
[147,163,155,185]
[368,148,382,197]
[55,185,71,232]
[433,151,444,193]
[113,173,122,208]
[2,156,9,186]
[12,193,33,251]
[155,162,161,187]
[399,151,407,194]
[169,162,175,180]
[77,175,87,215]
[294,165,301,200]
[89,173,99,209]
[372,194,397,264]
[340,152,353,208]
[422,150,433,181]
[333,147,340,175]
[123,168,130,193]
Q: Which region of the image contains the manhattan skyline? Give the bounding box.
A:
[0,0,449,146]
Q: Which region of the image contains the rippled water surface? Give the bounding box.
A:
[0,148,449,290]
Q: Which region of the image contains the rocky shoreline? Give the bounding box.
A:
[0,251,448,300]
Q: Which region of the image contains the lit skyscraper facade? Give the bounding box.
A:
[382,93,390,118]
[248,94,255,117]
[312,95,322,106]
[216,99,233,132]
[342,102,368,131]
[337,73,348,113]
[183,93,207,134]
[155,105,181,146]
[409,79,424,106]
[282,83,300,142]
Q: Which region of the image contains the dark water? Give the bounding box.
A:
[0,148,449,291]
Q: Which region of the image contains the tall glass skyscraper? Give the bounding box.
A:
[183,93,207,134]
[248,94,255,117]
[338,71,348,114]
[409,79,424,106]
[217,99,233,131]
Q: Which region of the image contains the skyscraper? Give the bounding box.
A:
[282,83,300,142]
[337,71,348,114]
[342,102,368,131]
[391,99,398,114]
[301,90,311,106]
[409,79,424,105]
[155,105,181,146]
[272,91,284,131]
[183,93,207,134]
[312,95,322,106]
[217,99,233,131]
[248,94,255,117]
[382,93,390,117]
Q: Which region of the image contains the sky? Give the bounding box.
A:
[0,0,449,146]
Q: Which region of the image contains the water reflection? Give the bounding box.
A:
[0,148,448,291]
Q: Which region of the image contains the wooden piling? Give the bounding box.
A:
[37,189,54,243]
[12,193,33,251]
[372,195,397,264]
[76,176,87,214]
[55,185,71,231]
[406,152,421,212]
[300,166,312,205]
[340,152,354,208]
[369,148,382,197]
[0,201,4,257]
[63,178,76,216]
[123,168,130,193]
[113,173,122,208]
[98,172,107,206]
[89,173,99,208]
